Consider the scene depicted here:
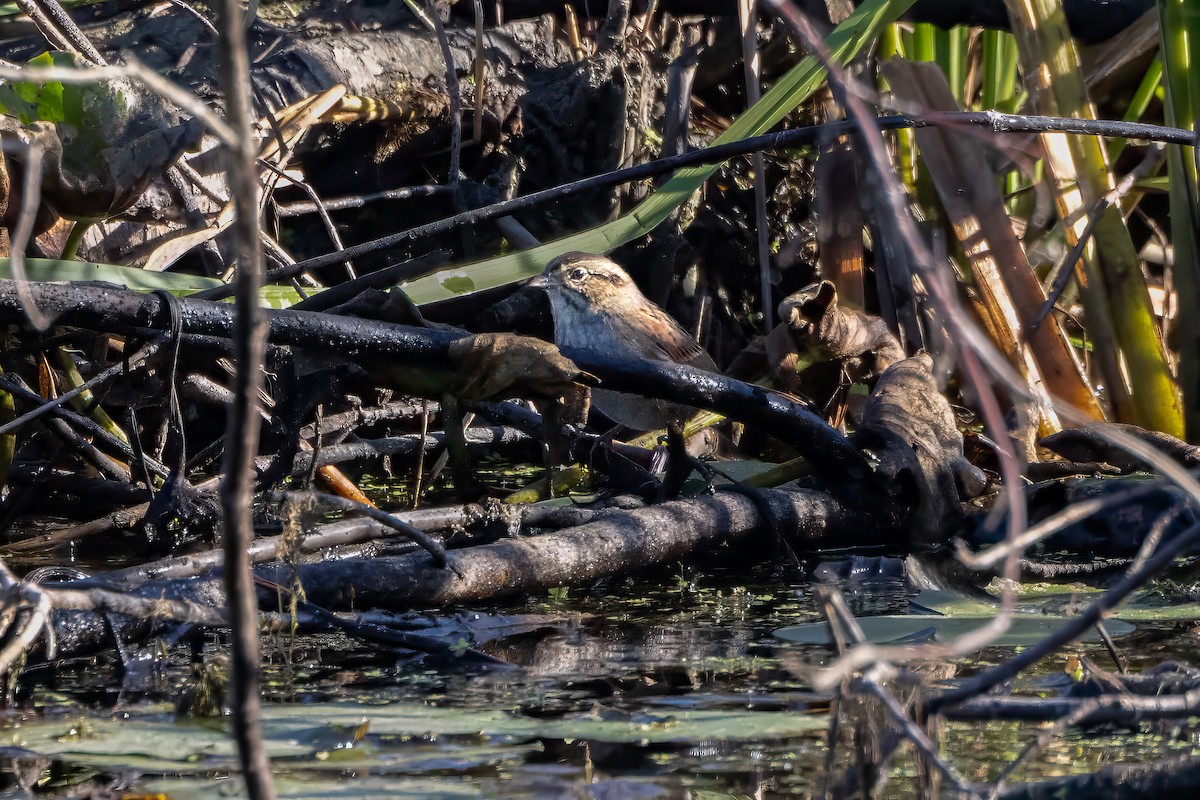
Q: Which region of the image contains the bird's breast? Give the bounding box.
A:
[552,309,635,357]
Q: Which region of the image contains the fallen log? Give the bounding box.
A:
[45,482,879,659]
[257,485,876,608]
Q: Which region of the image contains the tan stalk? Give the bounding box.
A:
[884,60,1104,433]
[1003,0,1183,436]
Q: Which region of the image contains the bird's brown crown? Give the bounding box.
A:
[539,252,638,307]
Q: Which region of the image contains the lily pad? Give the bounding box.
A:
[775,613,1135,647]
[261,701,827,744]
[0,700,826,778]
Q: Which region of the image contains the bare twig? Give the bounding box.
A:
[273,185,452,216]
[1127,500,1184,575]
[737,0,772,333]
[472,0,486,144]
[428,0,463,196]
[168,0,220,35]
[102,506,481,584]
[1032,142,1166,332]
[14,0,106,64]
[13,0,74,52]
[0,337,164,437]
[413,399,430,507]
[47,586,229,626]
[0,372,169,479]
[257,158,354,279]
[5,138,49,331]
[947,683,1200,725]
[213,0,276,794]
[0,581,51,676]
[853,671,979,798]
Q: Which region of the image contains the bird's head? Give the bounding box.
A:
[528,252,640,311]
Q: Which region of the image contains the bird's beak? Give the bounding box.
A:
[526,274,552,290]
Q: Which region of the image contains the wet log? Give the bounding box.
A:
[0,279,871,488]
[44,482,881,659]
[13,292,978,660]
[257,486,876,609]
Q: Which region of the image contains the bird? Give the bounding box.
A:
[527,252,718,432]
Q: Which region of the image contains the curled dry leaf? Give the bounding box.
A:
[447,332,587,401]
[854,353,988,545]
[774,281,905,385]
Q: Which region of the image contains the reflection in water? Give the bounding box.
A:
[4,560,1193,797]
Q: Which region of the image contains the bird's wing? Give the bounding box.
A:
[645,307,719,373]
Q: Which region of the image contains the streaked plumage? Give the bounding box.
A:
[528,252,717,430]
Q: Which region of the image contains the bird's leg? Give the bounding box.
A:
[660,451,801,565]
[583,426,660,500]
[710,472,800,566]
[656,421,692,500]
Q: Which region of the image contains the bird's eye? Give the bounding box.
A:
[569,267,587,281]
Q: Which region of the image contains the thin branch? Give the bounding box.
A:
[0,337,164,437]
[213,0,276,793]
[1031,142,1165,332]
[853,673,979,798]
[47,586,229,626]
[224,110,1196,295]
[15,0,107,65]
[737,0,772,333]
[264,490,451,568]
[102,505,481,584]
[273,185,453,216]
[0,583,51,675]
[13,0,75,54]
[428,0,463,198]
[5,138,48,331]
[472,0,486,144]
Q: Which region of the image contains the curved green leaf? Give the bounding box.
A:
[0,259,305,307]
[400,0,917,306]
[0,257,223,293]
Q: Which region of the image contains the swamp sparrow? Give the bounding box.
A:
[528,252,718,431]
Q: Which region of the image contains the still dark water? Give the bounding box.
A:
[3,550,1199,798]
